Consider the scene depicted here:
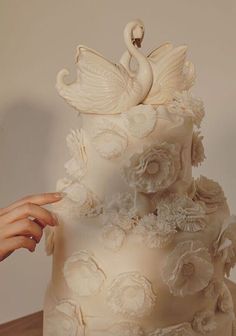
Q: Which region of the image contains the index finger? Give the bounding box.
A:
[0,192,65,216]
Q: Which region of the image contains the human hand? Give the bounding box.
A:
[0,192,64,262]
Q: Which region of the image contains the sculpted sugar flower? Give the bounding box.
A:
[123,142,181,193]
[161,240,214,296]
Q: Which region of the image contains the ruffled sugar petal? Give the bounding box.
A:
[122,142,181,193]
[161,240,214,296]
[90,118,128,159]
[122,104,157,138]
[63,250,106,296]
[107,271,156,318]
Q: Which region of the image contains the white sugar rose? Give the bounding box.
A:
[192,310,216,334]
[149,322,194,336]
[157,194,206,233]
[191,131,206,167]
[193,175,226,213]
[162,240,214,296]
[63,250,106,296]
[123,142,180,193]
[44,300,85,336]
[107,271,156,318]
[122,104,157,138]
[133,214,176,248]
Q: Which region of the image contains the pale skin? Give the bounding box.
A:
[0,192,64,262]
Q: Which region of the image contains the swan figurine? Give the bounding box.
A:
[119,42,196,106]
[56,19,153,115]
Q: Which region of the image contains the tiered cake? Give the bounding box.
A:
[43,19,236,335]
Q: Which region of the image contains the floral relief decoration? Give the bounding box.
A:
[64,128,88,180]
[161,240,214,296]
[52,180,102,217]
[122,142,181,194]
[165,91,205,128]
[44,300,85,336]
[213,215,236,277]
[193,175,226,214]
[122,104,157,138]
[156,194,206,233]
[107,271,156,318]
[100,192,138,251]
[191,310,216,334]
[91,118,128,159]
[63,250,106,296]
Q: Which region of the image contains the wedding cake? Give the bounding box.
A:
[43,19,236,335]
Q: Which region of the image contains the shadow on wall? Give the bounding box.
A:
[0,99,54,206]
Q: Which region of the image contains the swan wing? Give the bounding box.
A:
[147,42,174,62]
[143,44,191,105]
[56,45,141,114]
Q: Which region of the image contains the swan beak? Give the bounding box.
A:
[134,38,142,48]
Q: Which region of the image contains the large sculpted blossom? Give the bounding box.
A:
[107,271,156,318]
[44,300,85,336]
[161,240,214,296]
[149,322,194,336]
[157,194,206,233]
[122,104,157,138]
[63,250,106,296]
[123,142,181,193]
[193,175,226,213]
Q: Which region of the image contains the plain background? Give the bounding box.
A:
[0,0,235,324]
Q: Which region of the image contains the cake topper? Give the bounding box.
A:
[56,19,195,114]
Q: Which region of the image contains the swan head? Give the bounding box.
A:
[125,19,145,48]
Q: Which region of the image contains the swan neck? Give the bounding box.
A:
[123,22,152,96]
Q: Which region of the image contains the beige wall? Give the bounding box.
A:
[0,0,235,324]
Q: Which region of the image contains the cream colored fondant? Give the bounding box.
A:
[43,19,236,336]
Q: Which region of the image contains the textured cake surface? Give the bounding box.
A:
[43,20,236,336]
